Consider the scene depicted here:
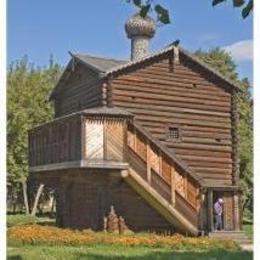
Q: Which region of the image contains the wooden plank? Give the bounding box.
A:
[233,193,240,231]
[113,82,231,102]
[171,167,176,206]
[208,189,214,232]
[85,121,104,159]
[177,154,232,163]
[223,192,234,230]
[117,107,231,124]
[113,89,231,107]
[114,97,230,113]
[166,143,232,153]
[105,120,124,161]
[136,116,231,129]
[113,77,230,97]
[146,141,151,184]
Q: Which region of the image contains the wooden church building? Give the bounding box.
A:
[28,13,242,235]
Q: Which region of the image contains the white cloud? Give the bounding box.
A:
[223,40,253,62]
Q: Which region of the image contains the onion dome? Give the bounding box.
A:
[125,13,156,39]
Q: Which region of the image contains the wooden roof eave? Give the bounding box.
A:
[49,54,105,101]
[49,59,73,100]
[179,48,243,93]
[102,45,242,93]
[72,53,106,77]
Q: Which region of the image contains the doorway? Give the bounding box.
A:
[213,191,224,231]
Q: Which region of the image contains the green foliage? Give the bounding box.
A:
[213,0,245,7]
[242,0,253,18]
[7,56,62,196]
[212,0,253,18]
[243,224,253,240]
[154,5,170,24]
[125,0,170,24]
[195,48,253,220]
[125,0,252,23]
[7,214,37,227]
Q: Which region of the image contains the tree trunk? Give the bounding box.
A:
[12,192,16,214]
[31,184,44,216]
[22,181,30,214]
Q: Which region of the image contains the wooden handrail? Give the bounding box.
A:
[129,122,205,185]
[127,121,201,212]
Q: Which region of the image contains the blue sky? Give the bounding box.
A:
[8,0,253,82]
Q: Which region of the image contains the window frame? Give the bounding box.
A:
[166,124,182,143]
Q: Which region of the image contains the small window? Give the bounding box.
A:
[168,127,180,141]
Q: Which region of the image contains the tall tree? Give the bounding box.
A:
[195,48,253,219]
[7,56,62,212]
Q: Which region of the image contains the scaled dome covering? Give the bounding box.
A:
[125,13,156,38]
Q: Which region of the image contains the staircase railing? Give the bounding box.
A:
[126,121,202,227]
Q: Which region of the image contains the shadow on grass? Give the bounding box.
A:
[7,247,253,260]
[74,249,253,260]
[7,256,22,260]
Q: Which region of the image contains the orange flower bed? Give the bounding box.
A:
[8,225,239,250]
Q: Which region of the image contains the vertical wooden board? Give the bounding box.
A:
[105,121,124,161]
[150,146,160,173]
[187,179,198,209]
[135,133,147,162]
[208,190,214,231]
[233,193,240,230]
[162,158,171,184]
[127,128,135,150]
[85,121,104,159]
[223,192,234,230]
[175,170,186,197]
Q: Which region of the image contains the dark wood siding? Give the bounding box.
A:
[56,170,175,233]
[110,53,233,186]
[29,114,82,167]
[54,64,103,118]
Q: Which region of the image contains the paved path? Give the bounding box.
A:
[240,243,253,251]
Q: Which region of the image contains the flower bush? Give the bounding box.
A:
[8,225,240,251]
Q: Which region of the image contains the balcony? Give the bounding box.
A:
[28,107,133,173]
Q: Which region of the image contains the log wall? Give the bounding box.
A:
[110,52,233,186]
[54,64,103,118]
[56,169,175,233]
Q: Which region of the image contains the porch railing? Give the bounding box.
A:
[126,122,202,226]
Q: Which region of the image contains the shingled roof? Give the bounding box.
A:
[72,45,241,91]
[51,44,241,100]
[73,53,127,74]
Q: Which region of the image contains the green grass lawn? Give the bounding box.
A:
[7,245,253,260]
[243,224,253,240]
[6,215,253,260]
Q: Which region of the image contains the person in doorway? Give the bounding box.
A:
[214,198,224,231]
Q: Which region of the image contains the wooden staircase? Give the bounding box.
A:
[122,121,206,235]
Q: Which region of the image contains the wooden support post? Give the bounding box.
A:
[158,151,162,176]
[184,174,188,199]
[146,141,151,184]
[207,189,214,232]
[233,193,240,231]
[123,121,128,162]
[199,190,206,235]
[133,128,137,152]
[170,167,176,206]
[81,117,86,160]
